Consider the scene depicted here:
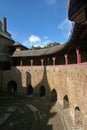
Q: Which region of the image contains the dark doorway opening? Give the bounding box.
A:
[51,89,57,101]
[7,80,17,94]
[39,85,46,97]
[27,84,33,95]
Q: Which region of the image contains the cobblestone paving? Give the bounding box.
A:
[0,95,65,130]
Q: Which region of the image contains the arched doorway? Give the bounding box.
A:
[39,85,46,97]
[51,89,57,101]
[75,106,82,127]
[63,95,69,109]
[7,80,17,94]
[27,84,33,95]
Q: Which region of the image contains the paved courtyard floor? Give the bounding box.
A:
[0,95,67,130]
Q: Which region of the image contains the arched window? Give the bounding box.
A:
[7,80,17,94]
[63,95,69,109]
[75,106,82,127]
[27,84,33,95]
[39,85,46,97]
[51,89,57,101]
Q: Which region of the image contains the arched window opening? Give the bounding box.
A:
[39,85,46,97]
[7,80,17,94]
[51,89,57,101]
[75,106,82,127]
[27,84,33,95]
[63,95,69,109]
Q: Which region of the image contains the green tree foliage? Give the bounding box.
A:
[31,45,42,50]
[31,42,60,50]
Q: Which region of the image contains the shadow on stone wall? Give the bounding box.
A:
[25,65,58,130]
[3,65,81,129]
[2,65,60,130]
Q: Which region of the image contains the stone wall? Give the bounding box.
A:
[3,64,87,129]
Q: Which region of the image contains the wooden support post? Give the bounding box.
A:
[76,49,81,64]
[52,57,56,65]
[64,54,68,65]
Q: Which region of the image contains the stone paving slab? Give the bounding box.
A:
[0,97,69,130]
[26,104,43,121]
[26,104,38,112]
[0,113,10,126]
[7,106,17,112]
[0,106,17,126]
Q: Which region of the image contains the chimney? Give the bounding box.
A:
[2,17,7,32]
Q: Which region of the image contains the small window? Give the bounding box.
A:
[75,106,82,127]
[63,95,69,109]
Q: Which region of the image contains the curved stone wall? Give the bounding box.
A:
[3,64,87,129]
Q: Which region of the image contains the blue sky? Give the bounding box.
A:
[0,0,73,48]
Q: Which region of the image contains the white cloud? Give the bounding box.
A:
[58,19,72,30]
[29,35,41,43]
[58,19,74,39]
[45,0,56,5]
[23,35,51,48]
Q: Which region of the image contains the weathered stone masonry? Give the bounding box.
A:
[2,64,87,129]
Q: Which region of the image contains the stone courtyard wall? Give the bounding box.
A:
[3,64,87,129]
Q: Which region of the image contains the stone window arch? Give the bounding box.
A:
[7,80,17,94]
[63,95,69,109]
[27,84,33,95]
[51,89,57,101]
[75,106,82,127]
[39,85,46,97]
